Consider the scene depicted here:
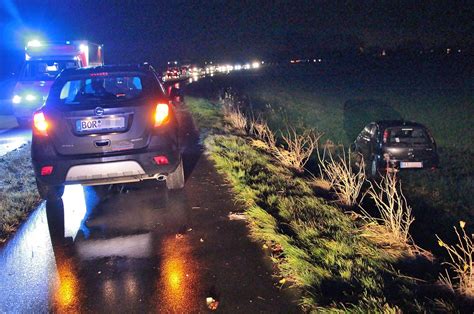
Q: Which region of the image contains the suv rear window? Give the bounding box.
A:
[386,127,430,146]
[57,75,144,105]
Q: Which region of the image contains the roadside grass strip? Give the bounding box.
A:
[185,97,223,130]
[0,143,40,242]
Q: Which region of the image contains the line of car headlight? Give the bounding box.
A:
[12,93,38,104]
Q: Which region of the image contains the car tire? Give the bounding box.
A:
[36,179,65,200]
[16,118,30,128]
[166,158,185,190]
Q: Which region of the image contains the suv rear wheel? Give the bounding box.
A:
[166,158,185,190]
[36,179,65,200]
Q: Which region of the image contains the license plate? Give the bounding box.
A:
[76,117,125,132]
[400,161,423,168]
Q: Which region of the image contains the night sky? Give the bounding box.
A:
[1,0,473,71]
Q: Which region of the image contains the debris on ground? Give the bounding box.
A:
[228,212,247,220]
[200,238,204,242]
[272,244,283,254]
[206,297,219,310]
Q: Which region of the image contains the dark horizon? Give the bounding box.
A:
[1,0,473,73]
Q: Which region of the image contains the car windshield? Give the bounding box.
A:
[20,60,79,81]
[386,127,431,146]
[57,75,144,105]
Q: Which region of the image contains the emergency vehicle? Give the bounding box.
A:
[12,40,104,126]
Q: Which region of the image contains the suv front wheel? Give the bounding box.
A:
[166,158,185,190]
[36,179,65,200]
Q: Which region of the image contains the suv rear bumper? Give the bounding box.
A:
[32,145,180,186]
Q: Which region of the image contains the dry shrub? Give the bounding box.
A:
[437,221,473,298]
[317,148,365,207]
[249,120,321,172]
[223,106,247,133]
[249,118,277,150]
[363,173,414,247]
[273,128,322,172]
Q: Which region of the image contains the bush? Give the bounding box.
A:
[437,221,474,298]
[223,106,247,133]
[363,173,415,248]
[317,147,365,207]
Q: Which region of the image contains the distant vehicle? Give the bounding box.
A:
[353,120,439,176]
[31,64,184,200]
[164,67,180,80]
[11,40,104,127]
[180,65,190,77]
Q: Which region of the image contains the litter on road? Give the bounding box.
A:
[228,212,247,220]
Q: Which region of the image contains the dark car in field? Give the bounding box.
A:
[353,120,439,176]
[31,64,184,200]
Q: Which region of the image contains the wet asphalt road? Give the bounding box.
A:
[0,102,300,312]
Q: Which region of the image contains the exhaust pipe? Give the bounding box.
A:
[155,174,167,181]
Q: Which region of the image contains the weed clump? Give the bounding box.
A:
[317,147,365,207]
[273,128,321,172]
[437,221,473,298]
[223,106,247,133]
[362,173,415,252]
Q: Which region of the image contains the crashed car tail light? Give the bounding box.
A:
[33,111,49,136]
[154,103,169,127]
[41,166,53,176]
[383,129,389,143]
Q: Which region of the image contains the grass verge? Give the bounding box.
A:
[0,143,40,242]
[184,97,223,130]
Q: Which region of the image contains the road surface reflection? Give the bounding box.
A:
[158,236,200,312]
[0,182,202,312]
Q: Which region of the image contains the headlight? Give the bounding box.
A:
[25,94,37,101]
[12,95,22,104]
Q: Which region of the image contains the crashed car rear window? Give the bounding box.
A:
[57,75,144,105]
[387,127,430,146]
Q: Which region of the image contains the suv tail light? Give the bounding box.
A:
[41,166,54,176]
[154,103,169,127]
[33,111,49,136]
